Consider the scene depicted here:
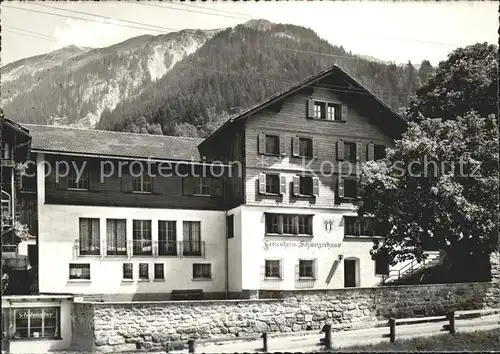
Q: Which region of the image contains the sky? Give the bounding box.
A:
[1,1,497,66]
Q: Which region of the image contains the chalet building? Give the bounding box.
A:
[11,65,417,305]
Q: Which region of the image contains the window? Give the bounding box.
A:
[182,177,223,197]
[327,103,341,121]
[183,221,202,256]
[13,307,60,339]
[298,138,313,158]
[79,218,100,255]
[106,219,127,255]
[299,176,313,196]
[154,263,164,280]
[344,142,357,162]
[344,217,376,237]
[193,263,211,279]
[265,135,280,155]
[265,214,313,236]
[265,260,281,278]
[69,263,90,280]
[298,215,313,235]
[375,250,390,275]
[139,263,149,280]
[374,144,386,160]
[132,173,152,193]
[282,215,294,234]
[299,260,315,278]
[68,167,89,190]
[158,221,177,256]
[314,102,325,119]
[343,179,358,199]
[265,174,280,194]
[123,263,133,280]
[227,215,234,239]
[132,220,152,255]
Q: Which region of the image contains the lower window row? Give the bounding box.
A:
[69,263,212,281]
[264,259,317,279]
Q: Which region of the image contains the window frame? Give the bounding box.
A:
[344,142,357,162]
[132,173,152,194]
[343,178,358,199]
[12,307,61,340]
[192,263,211,280]
[264,134,280,156]
[78,218,100,256]
[122,263,133,280]
[299,259,315,279]
[313,101,326,119]
[327,103,342,121]
[265,213,313,236]
[158,220,177,256]
[374,144,387,160]
[264,259,282,279]
[132,220,153,256]
[138,263,149,280]
[69,263,91,281]
[344,216,377,237]
[299,176,314,196]
[67,167,89,190]
[298,137,313,158]
[154,263,165,280]
[265,173,280,195]
[106,219,127,256]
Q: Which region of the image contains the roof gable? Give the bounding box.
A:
[199,65,407,148]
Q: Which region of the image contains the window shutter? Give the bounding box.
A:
[356,142,362,162]
[338,178,344,198]
[279,175,286,194]
[279,136,286,156]
[293,175,300,196]
[278,215,283,234]
[279,259,284,279]
[313,140,319,159]
[152,176,162,194]
[258,133,266,154]
[292,137,300,157]
[258,173,266,194]
[307,98,315,118]
[89,171,100,192]
[121,172,132,193]
[182,177,195,196]
[337,140,344,161]
[312,177,319,197]
[56,175,68,190]
[314,259,318,280]
[367,143,374,161]
[341,105,348,121]
[293,216,299,235]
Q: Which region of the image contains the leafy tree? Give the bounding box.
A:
[406,43,498,122]
[359,43,499,282]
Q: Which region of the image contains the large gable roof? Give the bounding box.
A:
[23,124,203,161]
[199,64,407,148]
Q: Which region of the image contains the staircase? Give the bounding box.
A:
[381,250,445,285]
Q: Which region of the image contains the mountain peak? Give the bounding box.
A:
[242,19,274,31]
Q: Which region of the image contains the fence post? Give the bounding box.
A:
[187,338,195,353]
[388,318,396,343]
[447,311,456,334]
[321,324,332,349]
[261,332,268,352]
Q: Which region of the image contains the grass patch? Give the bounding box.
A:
[328,329,500,352]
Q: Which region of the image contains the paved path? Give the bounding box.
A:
[184,314,500,353]
[50,314,499,353]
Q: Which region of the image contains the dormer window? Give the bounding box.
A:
[308,98,347,121]
[314,102,325,119]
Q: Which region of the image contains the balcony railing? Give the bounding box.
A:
[132,240,153,256]
[157,240,178,256]
[181,240,205,258]
[73,240,206,258]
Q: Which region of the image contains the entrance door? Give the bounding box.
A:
[344,259,357,287]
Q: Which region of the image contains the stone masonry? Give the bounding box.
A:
[73,274,500,353]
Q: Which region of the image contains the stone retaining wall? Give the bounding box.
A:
[75,279,499,353]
